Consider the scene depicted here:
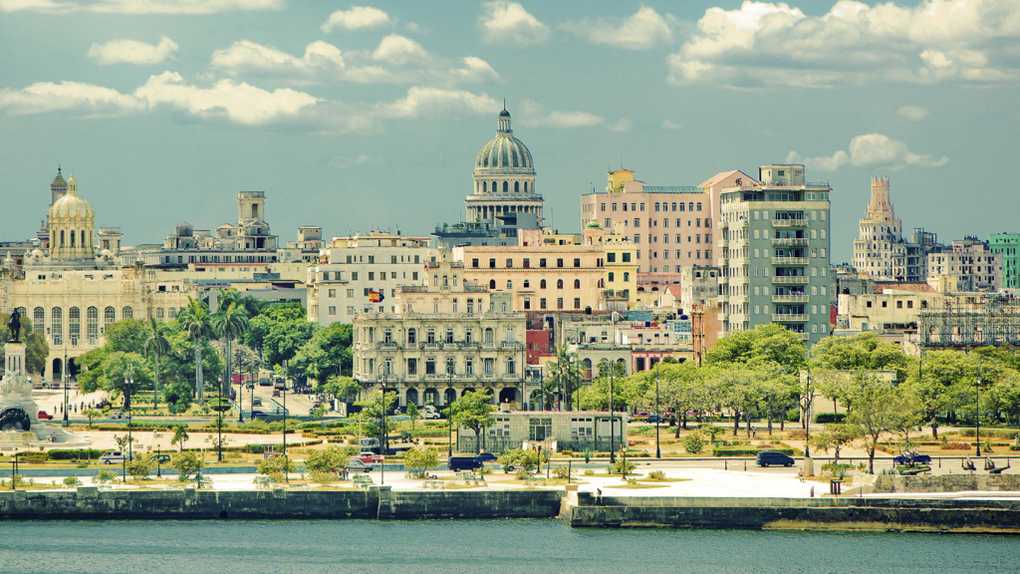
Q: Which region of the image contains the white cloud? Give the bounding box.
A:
[211,40,344,76]
[371,34,428,65]
[330,153,371,169]
[87,36,178,65]
[787,132,948,171]
[134,71,318,125]
[518,99,603,128]
[608,117,632,132]
[321,5,390,32]
[480,1,548,45]
[661,119,683,130]
[377,86,498,119]
[0,80,142,114]
[1,0,282,14]
[448,57,500,83]
[563,6,673,50]
[668,0,1020,88]
[896,104,929,122]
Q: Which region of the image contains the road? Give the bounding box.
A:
[238,382,315,417]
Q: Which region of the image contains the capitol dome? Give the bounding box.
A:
[49,176,94,221]
[47,175,95,261]
[466,106,543,225]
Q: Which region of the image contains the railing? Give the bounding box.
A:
[772,295,809,303]
[773,276,809,284]
[772,257,809,265]
[772,218,807,228]
[772,313,809,322]
[770,238,808,246]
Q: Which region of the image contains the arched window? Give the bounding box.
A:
[502,181,508,193]
[51,307,63,345]
[574,279,580,289]
[484,328,494,345]
[556,279,564,289]
[70,230,75,247]
[688,202,695,211]
[492,180,497,193]
[506,280,513,289]
[59,230,65,247]
[86,307,98,344]
[104,306,116,327]
[514,181,519,193]
[489,279,496,289]
[33,307,44,330]
[540,279,547,289]
[81,230,86,246]
[524,181,529,193]
[122,306,133,320]
[68,307,80,344]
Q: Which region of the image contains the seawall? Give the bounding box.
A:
[568,494,1020,532]
[874,474,1020,493]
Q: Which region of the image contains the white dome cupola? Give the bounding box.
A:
[467,105,543,225]
[48,175,95,260]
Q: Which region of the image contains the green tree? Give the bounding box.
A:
[257,454,293,483]
[103,319,149,354]
[245,302,314,366]
[304,445,351,481]
[127,456,155,480]
[811,423,861,464]
[706,324,806,374]
[682,431,707,454]
[653,362,711,436]
[811,333,910,382]
[211,300,250,395]
[403,446,439,478]
[178,298,214,401]
[77,351,152,410]
[171,426,189,453]
[0,312,48,377]
[144,317,171,410]
[450,390,495,453]
[291,323,353,381]
[173,451,203,483]
[318,374,360,406]
[405,402,419,432]
[548,347,581,410]
[355,390,397,444]
[848,373,918,473]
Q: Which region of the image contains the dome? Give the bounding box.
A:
[473,108,534,173]
[49,176,94,221]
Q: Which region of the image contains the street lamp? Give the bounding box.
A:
[62,342,70,427]
[655,369,661,459]
[609,363,616,464]
[236,348,244,423]
[975,378,983,457]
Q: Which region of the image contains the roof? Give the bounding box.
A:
[699,169,756,189]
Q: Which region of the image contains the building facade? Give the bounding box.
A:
[990,232,1020,290]
[718,164,833,345]
[307,232,435,325]
[927,237,1003,292]
[352,253,527,408]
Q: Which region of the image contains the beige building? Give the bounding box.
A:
[458,410,627,453]
[307,232,435,325]
[928,237,1003,292]
[352,252,527,408]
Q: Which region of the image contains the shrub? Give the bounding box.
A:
[942,442,970,450]
[583,469,595,476]
[304,445,351,478]
[498,448,541,476]
[610,457,635,477]
[48,449,103,461]
[682,431,707,455]
[815,413,846,424]
[552,466,570,480]
[647,470,667,481]
[257,454,293,483]
[126,457,155,480]
[62,476,82,487]
[95,469,116,484]
[18,452,47,464]
[173,452,204,482]
[712,446,795,457]
[403,446,439,478]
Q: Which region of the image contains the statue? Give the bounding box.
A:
[6,308,21,343]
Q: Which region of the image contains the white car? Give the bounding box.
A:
[422,405,441,420]
[99,451,126,464]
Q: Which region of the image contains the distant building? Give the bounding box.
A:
[458,410,627,454]
[990,232,1020,290]
[927,236,1003,292]
[851,177,938,282]
[718,164,833,345]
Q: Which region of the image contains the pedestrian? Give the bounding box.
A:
[595,488,603,506]
[810,485,815,498]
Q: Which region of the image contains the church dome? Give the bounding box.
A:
[473,108,534,174]
[49,176,94,221]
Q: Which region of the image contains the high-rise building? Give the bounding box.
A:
[928,237,1003,292]
[851,177,940,283]
[718,164,833,345]
[580,168,713,289]
[990,232,1020,290]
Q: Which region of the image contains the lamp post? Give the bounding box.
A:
[447,373,454,457]
[975,378,983,457]
[62,342,70,427]
[655,370,661,459]
[609,364,616,464]
[125,369,134,463]
[236,348,244,423]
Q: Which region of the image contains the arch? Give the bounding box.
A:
[514,181,519,193]
[407,327,417,345]
[506,280,513,289]
[70,230,76,247]
[581,358,593,380]
[122,306,133,320]
[491,180,497,194]
[524,181,529,194]
[406,388,420,408]
[574,279,581,289]
[81,229,86,247]
[540,279,547,289]
[50,307,63,345]
[529,389,545,410]
[483,328,494,345]
[462,387,476,397]
[444,387,457,406]
[59,230,65,247]
[51,358,63,382]
[86,306,98,343]
[68,307,80,343]
[556,279,564,289]
[498,387,518,404]
[483,387,496,403]
[104,306,116,326]
[424,388,439,406]
[502,181,508,193]
[489,279,496,289]
[33,307,44,330]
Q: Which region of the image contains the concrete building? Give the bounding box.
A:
[581,168,715,290]
[352,252,527,408]
[680,265,720,311]
[307,232,435,326]
[927,237,1003,292]
[458,410,627,453]
[278,226,323,264]
[717,164,833,345]
[990,232,1020,290]
[851,177,937,282]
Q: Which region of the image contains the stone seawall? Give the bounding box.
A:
[569,495,1020,531]
[874,474,1020,493]
[0,487,563,520]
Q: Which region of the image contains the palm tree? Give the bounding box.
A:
[179,298,212,402]
[171,425,189,453]
[550,347,581,411]
[211,300,250,396]
[144,317,170,411]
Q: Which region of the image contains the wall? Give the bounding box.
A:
[874,473,1020,493]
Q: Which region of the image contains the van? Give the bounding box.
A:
[100,451,126,465]
[448,456,483,471]
[756,451,795,468]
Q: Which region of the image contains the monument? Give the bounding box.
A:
[1,339,86,448]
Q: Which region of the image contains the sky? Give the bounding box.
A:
[1,0,1018,261]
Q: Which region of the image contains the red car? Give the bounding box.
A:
[357,451,383,464]
[37,410,54,420]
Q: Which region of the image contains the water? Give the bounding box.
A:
[0,520,1015,574]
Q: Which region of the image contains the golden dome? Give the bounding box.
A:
[49,176,94,221]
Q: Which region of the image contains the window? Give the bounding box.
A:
[425,358,436,375]
[446,357,456,375]
[540,258,547,268]
[574,279,581,289]
[445,328,454,344]
[51,307,63,345]
[484,358,495,376]
[557,258,564,268]
[573,258,581,268]
[86,307,98,344]
[556,279,564,289]
[427,328,436,344]
[465,358,474,376]
[484,328,494,345]
[407,328,417,345]
[407,358,418,376]
[540,279,547,289]
[122,306,133,320]
[506,357,516,375]
[573,297,581,309]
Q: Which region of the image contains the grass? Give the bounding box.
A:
[603,481,670,490]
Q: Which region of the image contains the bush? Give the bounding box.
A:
[958,428,1019,439]
[127,457,155,480]
[48,449,103,461]
[498,448,541,476]
[815,413,846,424]
[647,470,667,481]
[942,442,970,450]
[257,454,293,482]
[173,452,204,482]
[712,446,795,457]
[610,457,635,477]
[403,446,439,478]
[17,452,48,464]
[552,466,570,480]
[95,469,116,484]
[304,445,351,478]
[682,431,707,455]
[63,476,82,487]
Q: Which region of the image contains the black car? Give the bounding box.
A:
[894,452,932,465]
[448,456,484,471]
[476,452,497,463]
[756,451,795,467]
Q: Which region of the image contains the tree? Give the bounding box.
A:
[355,390,397,444]
[171,426,189,453]
[304,445,351,481]
[450,390,495,453]
[0,312,48,376]
[178,298,213,401]
[291,323,352,381]
[848,373,918,473]
[104,319,149,354]
[706,324,806,374]
[318,375,360,406]
[405,402,419,432]
[211,300,250,395]
[77,351,152,411]
[257,454,293,483]
[127,456,155,480]
[245,302,314,366]
[173,451,204,483]
[811,423,861,464]
[144,317,170,410]
[548,347,581,410]
[403,446,439,478]
[682,431,707,454]
[653,362,711,436]
[811,333,910,383]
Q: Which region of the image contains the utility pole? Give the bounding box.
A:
[609,365,616,464]
[976,378,982,457]
[655,369,661,459]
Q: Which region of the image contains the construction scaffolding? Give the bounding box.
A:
[919,293,1020,348]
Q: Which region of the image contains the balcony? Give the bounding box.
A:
[772,257,809,265]
[772,218,807,228]
[771,237,808,247]
[773,313,809,322]
[772,294,809,303]
[773,276,809,284]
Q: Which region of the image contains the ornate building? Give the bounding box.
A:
[851,177,938,283]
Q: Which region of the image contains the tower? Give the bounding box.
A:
[47,175,95,261]
[853,176,908,281]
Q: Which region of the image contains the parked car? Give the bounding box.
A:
[36,410,54,420]
[272,389,281,398]
[894,452,932,466]
[756,451,795,467]
[346,459,373,473]
[476,452,497,463]
[646,414,663,424]
[151,453,172,464]
[99,451,126,465]
[250,410,267,419]
[358,451,384,464]
[258,378,272,387]
[422,405,441,420]
[252,398,263,407]
[448,455,484,471]
[110,411,128,420]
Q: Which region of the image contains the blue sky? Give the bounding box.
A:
[1,0,1018,260]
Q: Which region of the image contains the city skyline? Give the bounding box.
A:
[2,1,1019,260]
